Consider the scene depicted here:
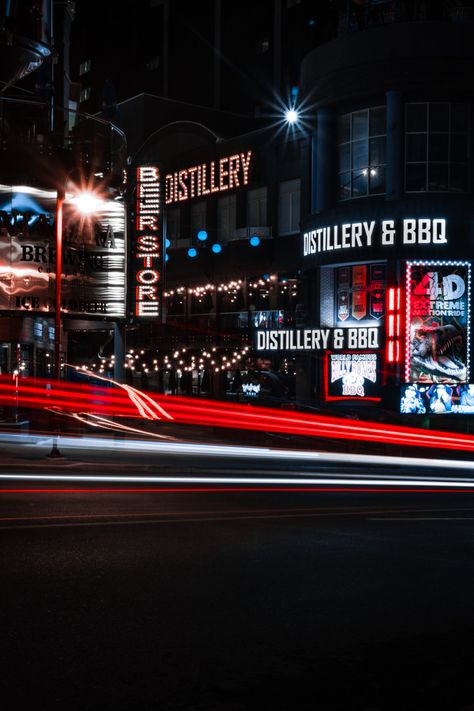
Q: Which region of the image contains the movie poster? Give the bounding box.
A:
[406,261,470,383]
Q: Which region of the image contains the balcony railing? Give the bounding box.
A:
[338,1,474,36]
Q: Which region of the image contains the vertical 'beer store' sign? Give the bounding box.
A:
[134,166,163,318]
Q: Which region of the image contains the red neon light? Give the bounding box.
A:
[386,287,402,364]
[5,375,474,453]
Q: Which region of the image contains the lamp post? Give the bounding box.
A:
[48,186,103,458]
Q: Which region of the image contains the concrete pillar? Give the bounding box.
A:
[386,90,403,201]
[114,321,125,382]
[313,107,332,214]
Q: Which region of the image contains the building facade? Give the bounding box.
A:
[119,0,474,420]
[0,0,127,386]
[298,0,474,417]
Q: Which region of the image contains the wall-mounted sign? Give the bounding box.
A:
[255,327,380,352]
[133,166,163,318]
[165,151,252,205]
[400,383,474,415]
[303,219,447,257]
[241,382,261,398]
[327,352,380,400]
[406,261,470,383]
[0,186,126,317]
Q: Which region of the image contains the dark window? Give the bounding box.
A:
[337,106,386,200]
[405,102,470,193]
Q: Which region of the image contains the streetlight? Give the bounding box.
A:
[284,107,299,125]
[48,186,103,458]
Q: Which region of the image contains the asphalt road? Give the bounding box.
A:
[2,487,474,710]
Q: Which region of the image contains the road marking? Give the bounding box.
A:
[4,506,474,530]
[370,516,474,522]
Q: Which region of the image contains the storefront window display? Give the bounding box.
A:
[320,261,386,328]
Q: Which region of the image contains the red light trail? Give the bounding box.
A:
[1,373,474,453]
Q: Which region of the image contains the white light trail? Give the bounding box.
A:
[0,473,474,489]
[0,434,474,487]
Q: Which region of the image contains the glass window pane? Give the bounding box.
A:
[338,114,351,143]
[451,133,468,162]
[352,169,368,197]
[338,142,351,173]
[352,139,369,169]
[406,164,426,191]
[406,133,427,162]
[429,133,449,161]
[450,163,469,193]
[451,103,469,133]
[370,136,386,165]
[429,103,450,132]
[428,163,449,191]
[369,165,385,194]
[352,111,368,140]
[338,172,351,200]
[370,106,386,136]
[406,103,427,132]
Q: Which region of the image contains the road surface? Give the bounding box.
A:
[1,485,474,710]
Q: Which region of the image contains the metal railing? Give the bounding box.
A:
[338,0,474,36]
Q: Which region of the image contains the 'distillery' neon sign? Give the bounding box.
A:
[165,151,252,205]
[134,166,163,318]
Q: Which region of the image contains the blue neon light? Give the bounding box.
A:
[249,235,260,247]
[188,247,197,258]
[197,230,208,241]
[165,238,171,249]
[211,243,222,254]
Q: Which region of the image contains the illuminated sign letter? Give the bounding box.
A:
[133,165,163,319]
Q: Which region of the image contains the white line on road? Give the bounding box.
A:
[370,517,474,522]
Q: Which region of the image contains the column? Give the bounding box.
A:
[313,107,332,214]
[386,90,403,201]
[114,321,125,383]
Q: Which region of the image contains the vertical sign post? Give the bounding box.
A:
[134,165,163,319]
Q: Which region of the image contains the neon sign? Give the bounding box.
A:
[405,261,471,383]
[303,218,447,257]
[327,352,380,400]
[134,166,163,318]
[165,151,252,205]
[255,327,380,352]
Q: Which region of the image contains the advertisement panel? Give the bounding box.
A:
[400,383,474,415]
[406,261,470,383]
[326,352,381,400]
[334,262,386,327]
[0,185,126,317]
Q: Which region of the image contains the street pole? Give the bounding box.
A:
[48,186,65,458]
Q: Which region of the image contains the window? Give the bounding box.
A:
[279,179,300,235]
[79,87,91,103]
[320,262,386,327]
[247,187,267,227]
[217,194,236,242]
[190,201,206,235]
[79,59,91,76]
[405,102,470,193]
[337,106,386,200]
